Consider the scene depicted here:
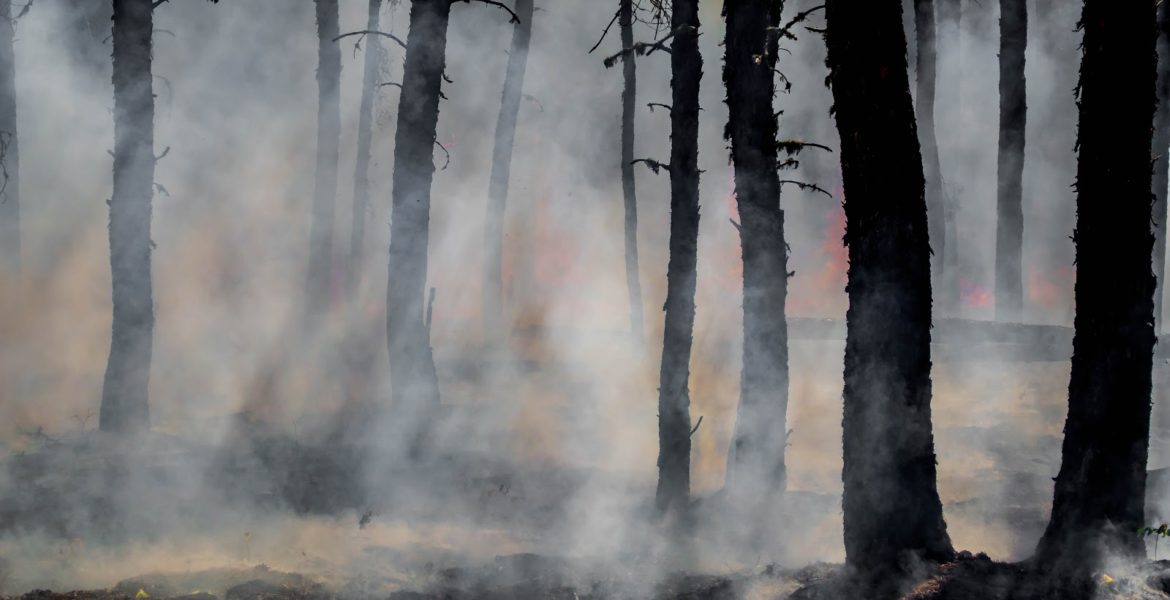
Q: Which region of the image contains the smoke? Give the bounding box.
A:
[0,0,1165,596]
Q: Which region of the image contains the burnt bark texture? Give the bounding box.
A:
[305,0,341,326]
[0,0,19,272]
[994,0,1026,320]
[1153,0,1170,330]
[824,0,954,579]
[101,0,156,434]
[620,0,644,344]
[1034,0,1157,575]
[387,0,448,452]
[655,0,701,514]
[482,0,534,343]
[914,0,944,315]
[722,0,789,501]
[348,0,383,312]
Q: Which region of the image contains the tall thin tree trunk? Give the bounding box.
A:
[101,0,155,434]
[348,0,382,313]
[995,0,1026,320]
[936,0,960,314]
[915,0,944,314]
[1153,0,1170,331]
[723,0,788,501]
[305,0,341,326]
[0,0,19,273]
[387,0,449,452]
[620,0,644,344]
[1034,0,1156,575]
[825,0,954,582]
[655,0,701,514]
[482,0,534,343]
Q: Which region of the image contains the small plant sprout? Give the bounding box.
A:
[1139,523,1170,559]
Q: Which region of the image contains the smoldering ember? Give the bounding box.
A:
[1,0,1170,599]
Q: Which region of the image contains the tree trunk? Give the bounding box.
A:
[825,0,954,581]
[482,0,534,343]
[915,0,945,318]
[305,0,341,326]
[0,0,19,273]
[620,0,644,344]
[348,0,382,313]
[101,0,156,434]
[655,0,701,514]
[723,0,788,501]
[1153,0,1170,331]
[936,0,960,314]
[387,0,449,453]
[1034,0,1157,575]
[994,0,1026,321]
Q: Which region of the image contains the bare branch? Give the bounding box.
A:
[14,0,34,20]
[603,25,696,68]
[631,158,670,174]
[729,218,742,233]
[589,8,622,54]
[777,139,833,155]
[522,94,544,112]
[434,139,451,171]
[690,415,703,436]
[779,179,832,198]
[457,0,520,24]
[334,30,407,50]
[768,4,825,42]
[154,145,171,164]
[647,102,672,113]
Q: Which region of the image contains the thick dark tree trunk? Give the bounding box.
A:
[995,0,1026,320]
[1153,0,1170,331]
[387,0,448,452]
[305,0,341,326]
[655,0,701,514]
[620,0,644,344]
[825,0,954,581]
[101,0,156,434]
[1034,0,1157,575]
[914,0,944,315]
[482,0,534,343]
[348,0,382,312]
[723,0,788,501]
[0,0,19,272]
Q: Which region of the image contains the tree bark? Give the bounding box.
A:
[1034,0,1157,575]
[825,0,954,580]
[482,0,534,343]
[1153,0,1170,331]
[655,0,701,514]
[101,0,156,434]
[620,0,644,344]
[995,0,1026,321]
[305,0,341,326]
[915,0,945,317]
[348,0,383,313]
[722,0,788,501]
[387,0,449,453]
[0,0,18,273]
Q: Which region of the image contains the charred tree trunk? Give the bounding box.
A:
[723,0,788,501]
[825,0,954,581]
[915,0,944,315]
[0,0,19,273]
[655,0,701,514]
[482,0,534,343]
[1034,0,1157,575]
[101,0,156,434]
[1153,0,1170,331]
[620,0,644,344]
[387,0,449,452]
[305,0,341,326]
[995,0,1026,320]
[348,0,383,312]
